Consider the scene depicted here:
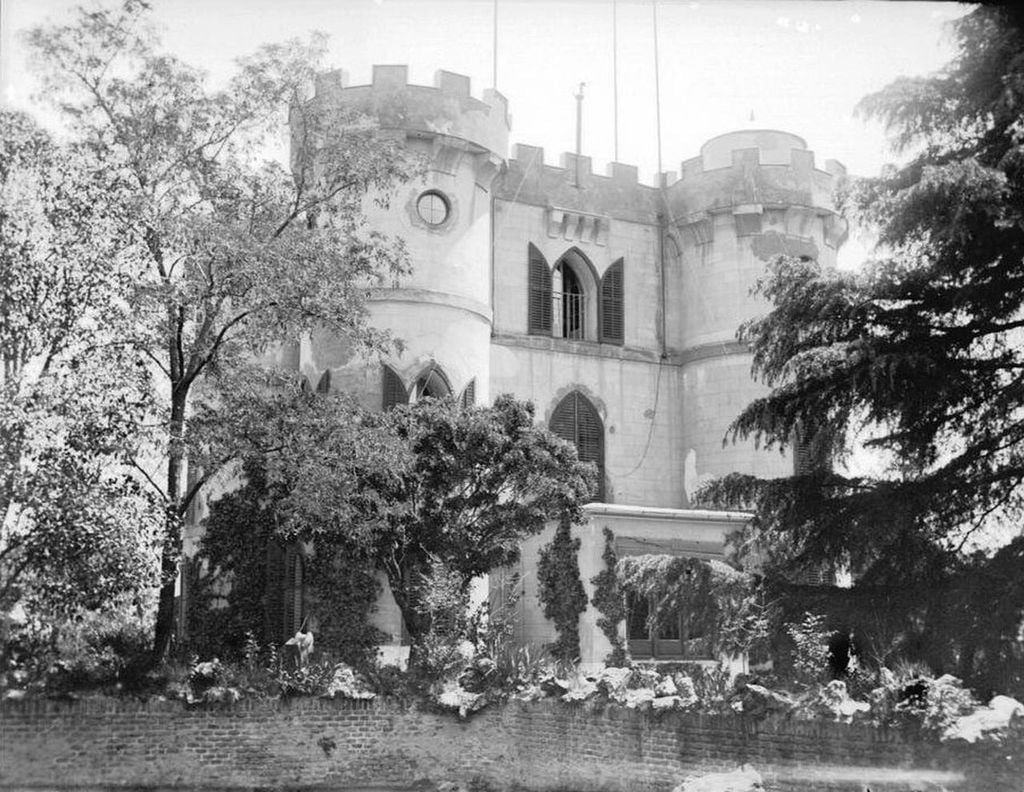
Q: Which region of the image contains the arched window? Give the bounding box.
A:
[527,244,552,335]
[550,391,605,502]
[600,258,624,345]
[413,364,452,400]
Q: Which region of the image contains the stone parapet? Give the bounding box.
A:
[305,66,510,159]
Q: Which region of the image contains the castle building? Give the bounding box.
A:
[218,66,848,667]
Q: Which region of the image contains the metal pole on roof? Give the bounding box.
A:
[492,0,499,89]
[613,0,619,162]
[652,0,663,181]
[574,82,586,187]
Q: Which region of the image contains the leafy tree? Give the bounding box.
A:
[24,1,416,659]
[257,393,593,668]
[1,109,161,616]
[700,5,1024,685]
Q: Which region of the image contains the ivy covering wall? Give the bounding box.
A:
[590,528,628,667]
[616,554,764,658]
[186,463,383,667]
[536,518,587,662]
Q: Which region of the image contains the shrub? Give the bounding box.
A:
[536,518,587,663]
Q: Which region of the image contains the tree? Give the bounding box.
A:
[1,109,161,617]
[700,5,1024,683]
[257,393,594,665]
[24,1,416,659]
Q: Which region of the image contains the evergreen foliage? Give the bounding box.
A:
[189,461,383,668]
[536,519,588,662]
[589,528,629,667]
[698,5,1024,689]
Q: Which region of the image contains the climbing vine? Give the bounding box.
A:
[616,554,765,658]
[536,518,588,663]
[590,528,628,667]
[187,461,383,667]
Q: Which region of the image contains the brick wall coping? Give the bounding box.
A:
[0,695,926,744]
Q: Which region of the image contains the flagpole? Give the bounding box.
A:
[492,0,499,88]
[613,0,619,162]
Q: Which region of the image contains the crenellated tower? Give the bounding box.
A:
[664,130,848,499]
[295,66,509,408]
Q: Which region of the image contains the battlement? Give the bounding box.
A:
[678,129,847,180]
[307,66,509,158]
[668,129,846,231]
[497,143,661,225]
[507,143,660,189]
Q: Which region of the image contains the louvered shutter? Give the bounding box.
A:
[265,541,286,643]
[460,378,476,408]
[528,244,552,335]
[550,392,605,502]
[793,433,813,476]
[316,369,331,394]
[282,547,306,639]
[382,366,408,410]
[600,259,624,344]
[575,396,605,501]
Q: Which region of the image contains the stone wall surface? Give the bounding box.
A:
[2,698,1021,792]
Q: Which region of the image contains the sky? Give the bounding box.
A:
[2,0,970,268]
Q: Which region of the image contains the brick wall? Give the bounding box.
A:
[2,697,1021,792]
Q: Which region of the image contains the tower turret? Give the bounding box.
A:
[296,66,510,408]
[666,130,848,499]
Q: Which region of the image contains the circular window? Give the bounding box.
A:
[416,190,450,226]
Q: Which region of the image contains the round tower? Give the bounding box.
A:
[297,66,509,408]
[667,130,848,501]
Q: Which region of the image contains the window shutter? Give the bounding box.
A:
[382,365,408,410]
[265,541,286,643]
[316,369,331,394]
[600,259,624,344]
[283,546,297,638]
[460,378,476,408]
[528,244,552,335]
[550,391,605,502]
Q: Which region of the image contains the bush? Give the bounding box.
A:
[2,599,154,696]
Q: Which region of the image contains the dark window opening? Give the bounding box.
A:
[554,262,584,339]
[625,586,712,660]
[414,366,452,400]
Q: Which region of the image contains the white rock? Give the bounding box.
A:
[652,695,682,711]
[944,695,1024,743]
[623,688,655,709]
[326,664,376,700]
[436,681,483,718]
[561,676,599,702]
[673,765,764,792]
[655,675,678,697]
[674,674,698,708]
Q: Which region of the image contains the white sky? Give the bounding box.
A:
[2,0,969,268]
